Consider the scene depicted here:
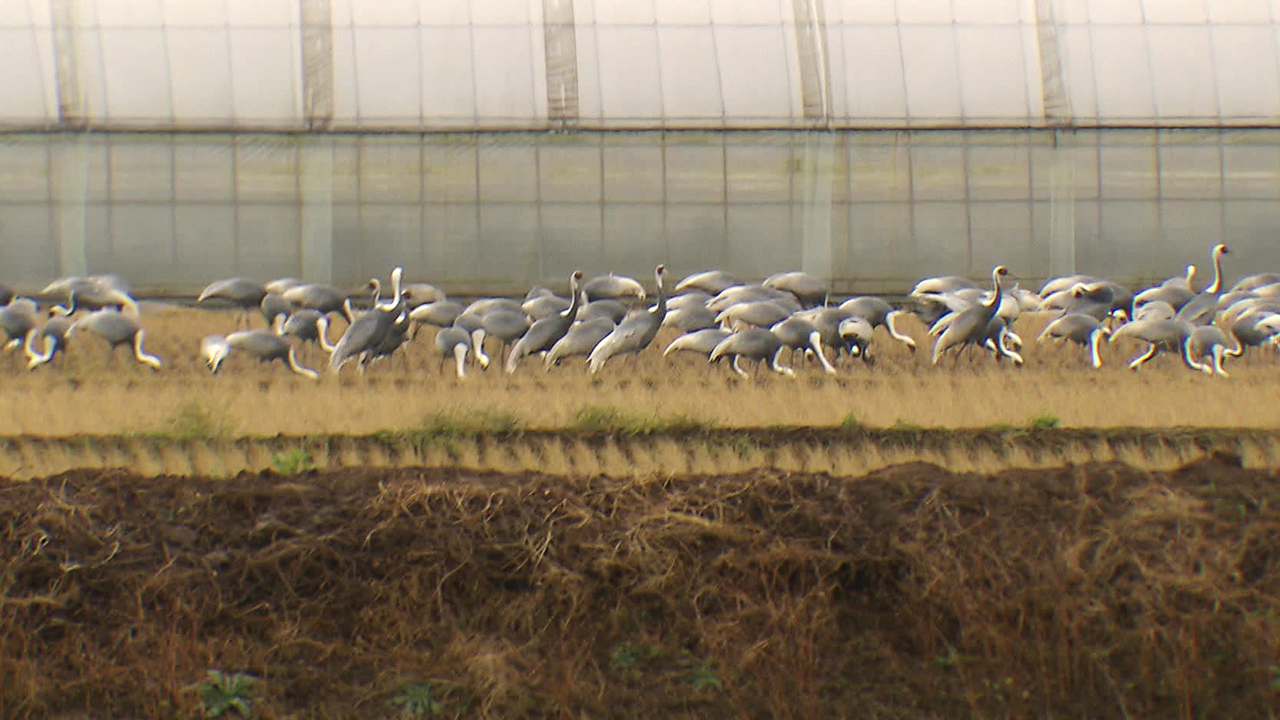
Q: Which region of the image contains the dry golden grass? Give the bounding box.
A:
[1,306,1277,436]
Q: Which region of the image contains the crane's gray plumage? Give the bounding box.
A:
[522,293,571,320]
[409,300,464,339]
[260,292,294,327]
[198,278,267,325]
[715,300,792,331]
[264,277,305,295]
[329,268,403,374]
[583,274,646,302]
[579,298,629,324]
[0,301,38,350]
[66,309,161,370]
[24,315,74,369]
[667,291,712,313]
[544,317,615,369]
[277,309,336,352]
[283,283,351,319]
[1037,312,1109,368]
[675,269,741,296]
[507,271,583,374]
[1109,316,1195,370]
[838,296,917,352]
[587,265,667,374]
[1175,244,1230,326]
[763,271,826,306]
[708,328,794,378]
[1183,325,1240,377]
[770,316,836,373]
[202,329,319,379]
[435,326,472,378]
[663,328,731,359]
[707,285,798,313]
[931,265,1009,365]
[662,305,718,332]
[41,275,138,314]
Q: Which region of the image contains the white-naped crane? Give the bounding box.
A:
[675,269,741,296]
[544,317,615,369]
[506,271,584,374]
[709,327,795,378]
[838,296,917,352]
[24,314,75,369]
[328,267,404,375]
[663,328,731,360]
[275,309,337,353]
[201,329,319,379]
[197,277,268,327]
[1036,312,1110,368]
[434,326,473,379]
[582,274,646,302]
[1175,244,1230,325]
[587,264,667,374]
[930,265,1009,365]
[66,309,162,370]
[1183,325,1242,377]
[763,271,827,306]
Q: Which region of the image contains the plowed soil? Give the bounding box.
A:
[3,456,1279,719]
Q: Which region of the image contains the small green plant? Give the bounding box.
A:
[165,401,233,440]
[1027,412,1060,430]
[1270,665,1280,692]
[838,413,860,430]
[682,657,722,692]
[891,419,924,432]
[609,642,663,678]
[390,681,443,717]
[933,648,971,669]
[988,422,1016,432]
[188,670,257,718]
[271,448,316,475]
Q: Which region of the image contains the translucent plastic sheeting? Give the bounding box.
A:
[4,0,1280,130]
[2,129,1276,296]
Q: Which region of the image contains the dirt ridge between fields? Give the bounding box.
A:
[0,427,1278,478]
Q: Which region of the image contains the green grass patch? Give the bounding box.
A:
[1027,413,1061,431]
[573,405,717,435]
[271,448,316,475]
[374,409,525,451]
[140,400,235,441]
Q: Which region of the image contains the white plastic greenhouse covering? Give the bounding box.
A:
[3,0,1279,131]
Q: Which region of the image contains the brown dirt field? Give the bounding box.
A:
[1,306,1278,436]
[3,457,1279,719]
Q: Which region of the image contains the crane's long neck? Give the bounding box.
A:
[884,310,916,349]
[808,329,836,374]
[52,291,78,317]
[984,268,1003,310]
[286,346,319,380]
[651,271,667,318]
[1206,249,1224,294]
[369,279,382,307]
[1089,328,1104,369]
[132,329,162,369]
[317,316,337,353]
[564,276,582,321]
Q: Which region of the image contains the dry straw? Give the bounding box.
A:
[0,308,1276,436]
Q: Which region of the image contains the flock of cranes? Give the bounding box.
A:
[0,241,1274,380]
